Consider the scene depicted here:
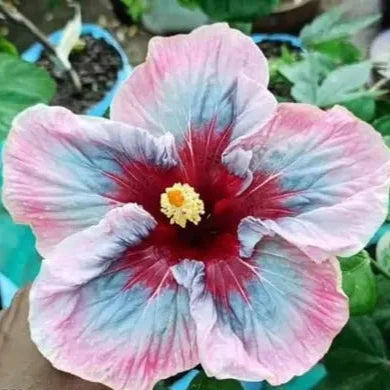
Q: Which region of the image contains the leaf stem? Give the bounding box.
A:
[370,258,390,280]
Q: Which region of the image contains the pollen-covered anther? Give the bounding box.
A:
[160,183,205,228]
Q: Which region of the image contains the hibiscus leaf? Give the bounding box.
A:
[188,371,243,389]
[313,39,361,65]
[279,52,334,105]
[316,317,390,390]
[341,96,376,122]
[316,61,372,107]
[376,99,390,119]
[194,0,279,22]
[300,6,345,46]
[373,275,390,335]
[0,36,18,56]
[301,6,380,47]
[339,251,377,316]
[0,53,56,141]
[153,381,169,390]
[177,0,200,9]
[373,115,390,137]
[376,231,390,273]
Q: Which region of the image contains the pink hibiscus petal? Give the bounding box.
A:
[229,103,390,261]
[111,23,276,142]
[3,104,177,256]
[29,204,198,390]
[172,237,348,385]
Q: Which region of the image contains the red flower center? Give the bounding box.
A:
[110,124,292,269]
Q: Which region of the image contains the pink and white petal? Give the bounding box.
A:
[30,204,198,390]
[172,238,348,385]
[111,23,276,141]
[231,103,390,261]
[3,104,177,256]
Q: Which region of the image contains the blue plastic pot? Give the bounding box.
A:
[22,23,132,117]
[251,33,303,50]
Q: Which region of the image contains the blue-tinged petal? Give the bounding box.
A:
[29,204,198,390]
[172,237,348,386]
[229,103,390,261]
[3,104,177,256]
[111,24,276,142]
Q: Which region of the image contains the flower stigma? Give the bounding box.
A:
[160,183,205,228]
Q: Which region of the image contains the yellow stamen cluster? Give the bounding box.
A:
[160,183,205,228]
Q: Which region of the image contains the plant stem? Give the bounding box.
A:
[0,1,82,93]
[370,258,390,281]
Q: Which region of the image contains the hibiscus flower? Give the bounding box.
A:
[3,24,390,390]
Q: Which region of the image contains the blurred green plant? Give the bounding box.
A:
[187,0,279,23]
[0,53,56,141]
[0,34,17,56]
[268,5,381,109]
[316,311,390,389]
[339,251,377,316]
[301,8,379,43]
[188,371,243,389]
[121,0,148,21]
[279,53,376,108]
[123,0,279,28]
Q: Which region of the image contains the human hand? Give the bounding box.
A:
[0,286,110,390]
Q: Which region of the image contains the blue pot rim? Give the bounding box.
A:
[21,23,132,117]
[251,33,303,50]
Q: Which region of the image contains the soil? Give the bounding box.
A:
[37,35,123,114]
[256,39,301,101]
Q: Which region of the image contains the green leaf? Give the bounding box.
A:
[279,52,334,104]
[339,251,377,316]
[188,371,243,390]
[229,22,253,35]
[300,6,345,46]
[375,98,390,119]
[316,317,390,390]
[269,45,300,79]
[373,275,390,335]
[0,53,56,141]
[323,14,381,43]
[301,6,380,47]
[341,96,376,122]
[313,39,361,65]
[153,381,169,390]
[280,54,374,107]
[316,61,372,107]
[376,231,390,273]
[373,115,390,136]
[121,0,148,21]
[0,36,18,56]
[177,0,200,9]
[383,135,390,150]
[195,0,279,22]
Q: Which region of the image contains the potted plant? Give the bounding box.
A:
[1,1,131,117]
[22,23,131,117]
